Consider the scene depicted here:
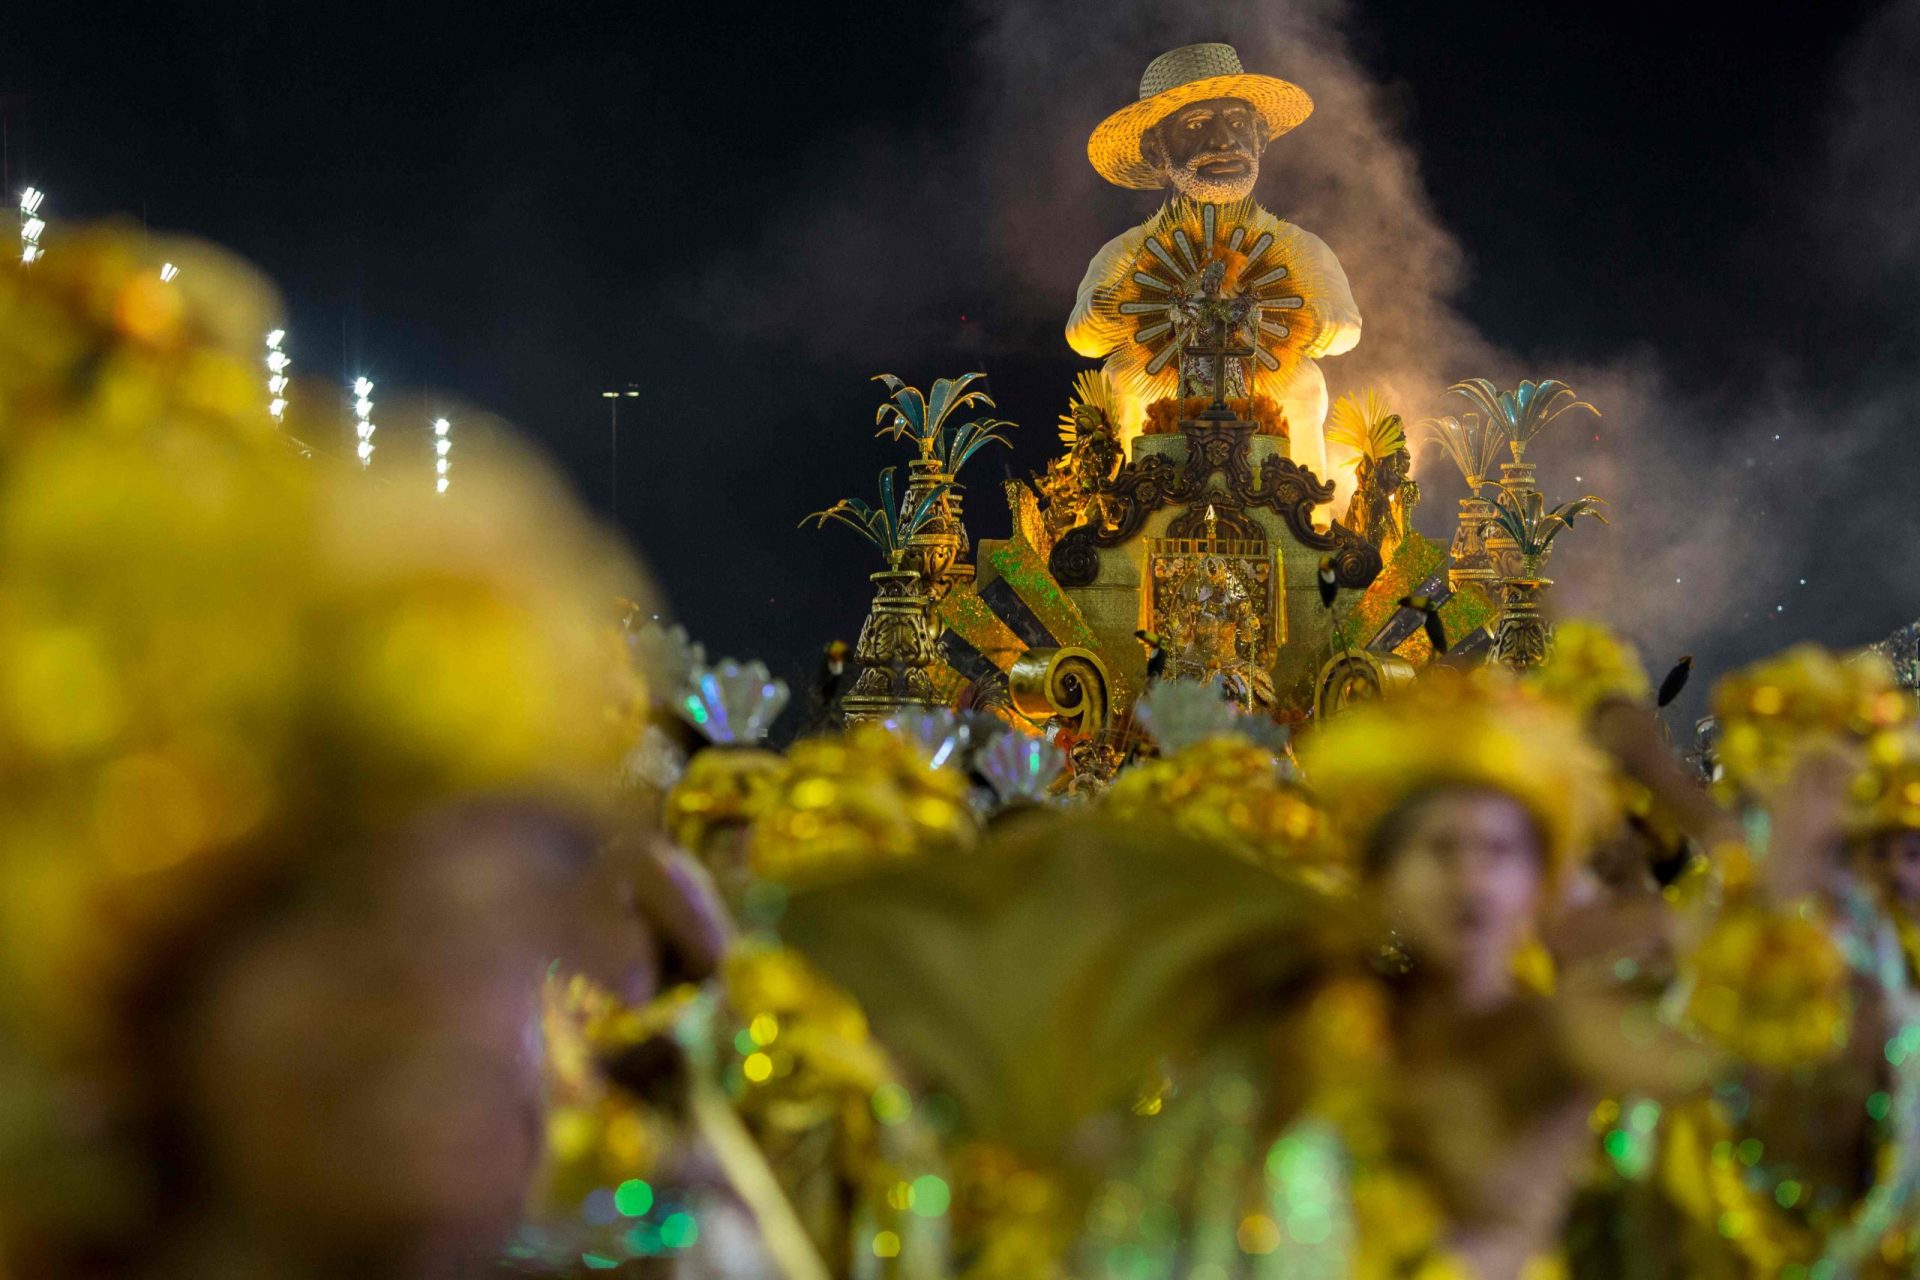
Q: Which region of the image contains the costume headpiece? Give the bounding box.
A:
[1850,729,1920,837]
[1711,643,1912,796]
[1524,619,1652,719]
[1088,43,1314,190]
[745,724,977,885]
[1300,672,1612,876]
[1103,736,1332,880]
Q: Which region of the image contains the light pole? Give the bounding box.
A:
[599,384,639,522]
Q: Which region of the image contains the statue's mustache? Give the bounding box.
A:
[1186,148,1252,167]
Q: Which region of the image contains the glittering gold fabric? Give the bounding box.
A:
[746,725,978,885]
[1712,644,1912,797]
[1102,736,1333,880]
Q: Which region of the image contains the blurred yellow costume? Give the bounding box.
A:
[0,225,647,1271]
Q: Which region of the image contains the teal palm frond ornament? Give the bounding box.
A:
[1483,484,1608,576]
[802,467,954,569]
[1447,378,1597,461]
[1415,412,1507,493]
[874,372,1016,475]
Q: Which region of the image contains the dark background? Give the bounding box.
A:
[7,1,1917,713]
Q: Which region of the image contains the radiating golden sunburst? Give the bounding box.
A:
[1099,198,1329,402]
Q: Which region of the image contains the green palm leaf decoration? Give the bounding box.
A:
[1326,389,1406,470]
[1447,378,1598,460]
[802,466,954,568]
[873,371,996,460]
[936,415,1017,475]
[1415,412,1507,492]
[1484,484,1608,576]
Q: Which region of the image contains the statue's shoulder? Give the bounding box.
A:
[1087,219,1152,265]
[1075,219,1154,300]
[1247,203,1343,259]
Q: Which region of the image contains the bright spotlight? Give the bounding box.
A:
[352,378,376,467]
[265,331,290,423]
[159,262,179,282]
[19,190,47,265]
[431,417,451,493]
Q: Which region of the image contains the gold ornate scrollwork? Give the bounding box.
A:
[1313,649,1417,719]
[1009,646,1112,739]
[1047,419,1380,591]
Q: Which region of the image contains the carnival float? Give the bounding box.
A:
[795,41,1604,788]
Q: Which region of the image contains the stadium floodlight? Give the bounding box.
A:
[266,330,290,423]
[432,416,451,493]
[352,377,376,467]
[19,189,46,264]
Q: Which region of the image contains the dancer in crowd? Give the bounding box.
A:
[0,227,704,1279]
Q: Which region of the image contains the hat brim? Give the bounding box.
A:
[1089,73,1314,190]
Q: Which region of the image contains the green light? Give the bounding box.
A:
[614,1178,654,1217]
[872,1082,913,1126]
[733,1028,757,1056]
[660,1212,699,1249]
[1287,1208,1331,1244]
[909,1174,951,1217]
[582,1253,619,1270]
[1867,1091,1892,1122]
[1775,1180,1802,1208]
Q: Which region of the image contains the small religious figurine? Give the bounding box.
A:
[1067,42,1361,479]
[1037,371,1126,538]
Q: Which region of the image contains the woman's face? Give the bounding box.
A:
[174,806,644,1271]
[1374,790,1547,1000]
[1880,829,1920,906]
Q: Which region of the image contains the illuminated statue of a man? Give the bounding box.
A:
[1068,43,1360,481]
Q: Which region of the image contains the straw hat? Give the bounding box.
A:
[1089,43,1314,190]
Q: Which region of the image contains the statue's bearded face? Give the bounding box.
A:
[1143,97,1268,203]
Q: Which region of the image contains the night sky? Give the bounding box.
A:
[8,1,1918,714]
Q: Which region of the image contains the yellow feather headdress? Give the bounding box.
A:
[1300,672,1613,876]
